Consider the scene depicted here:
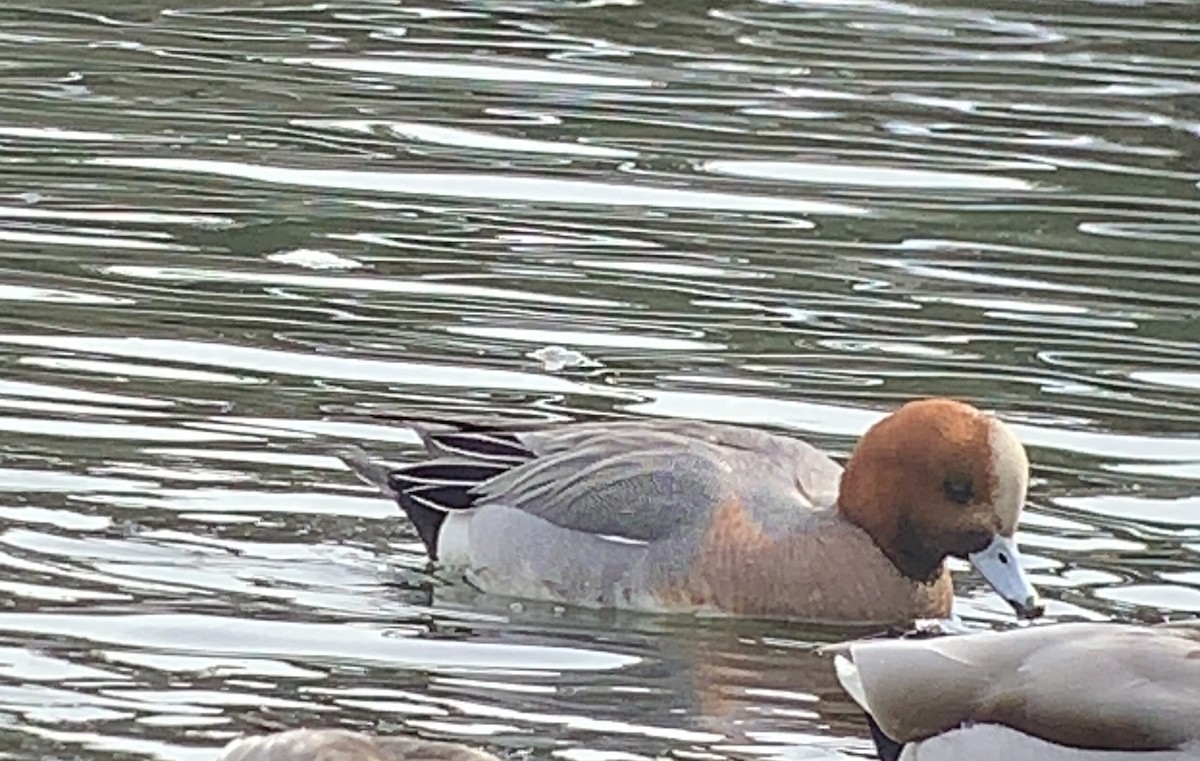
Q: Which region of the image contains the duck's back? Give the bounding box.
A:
[491,419,845,531]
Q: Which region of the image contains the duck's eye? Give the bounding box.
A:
[943,478,974,505]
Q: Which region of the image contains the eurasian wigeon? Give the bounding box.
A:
[341,398,1043,624]
[218,729,499,761]
[831,621,1200,760]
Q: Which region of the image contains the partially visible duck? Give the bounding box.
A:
[831,621,1200,760]
[218,729,500,761]
[342,398,1043,625]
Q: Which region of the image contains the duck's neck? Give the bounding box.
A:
[884,514,950,584]
[834,491,947,586]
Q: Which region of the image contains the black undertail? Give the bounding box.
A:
[386,426,534,559]
[865,714,905,761]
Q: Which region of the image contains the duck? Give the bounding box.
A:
[340,398,1043,625]
[217,728,500,761]
[830,620,1200,760]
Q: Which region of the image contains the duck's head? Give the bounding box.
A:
[838,398,1043,619]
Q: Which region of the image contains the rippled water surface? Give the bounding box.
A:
[0,0,1198,758]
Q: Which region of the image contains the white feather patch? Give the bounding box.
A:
[833,653,870,711]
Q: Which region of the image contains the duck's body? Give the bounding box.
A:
[831,621,1200,760]
[343,399,1042,625]
[218,729,500,761]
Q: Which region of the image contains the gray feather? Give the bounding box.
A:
[337,445,397,498]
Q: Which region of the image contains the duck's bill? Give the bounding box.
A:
[968,535,1045,619]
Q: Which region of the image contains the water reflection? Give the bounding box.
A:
[93,158,867,217]
[0,0,1197,759]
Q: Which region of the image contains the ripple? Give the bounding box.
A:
[0,125,127,141]
[296,119,640,159]
[91,158,866,217]
[0,205,231,226]
[20,357,262,384]
[0,613,641,671]
[448,326,722,351]
[1055,495,1200,529]
[0,418,255,443]
[1095,584,1200,613]
[0,229,182,251]
[1131,371,1200,391]
[0,335,598,395]
[0,285,130,305]
[0,380,171,408]
[286,57,656,88]
[105,265,620,308]
[704,160,1037,191]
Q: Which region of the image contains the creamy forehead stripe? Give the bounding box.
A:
[986,418,1029,535]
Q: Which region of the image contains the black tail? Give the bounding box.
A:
[388,461,512,559]
[339,432,534,560]
[865,714,905,761]
[396,492,449,559]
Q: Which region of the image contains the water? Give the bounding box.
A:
[0,0,1197,758]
